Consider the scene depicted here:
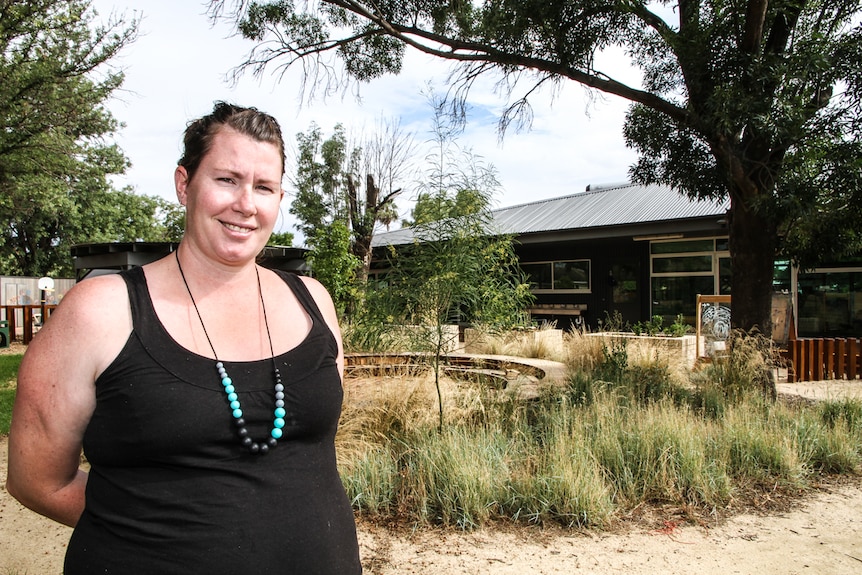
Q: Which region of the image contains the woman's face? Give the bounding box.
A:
[175,127,284,266]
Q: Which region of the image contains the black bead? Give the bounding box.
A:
[235,417,246,427]
[249,442,260,454]
[241,435,253,447]
[258,443,269,454]
[237,427,249,437]
[267,437,278,448]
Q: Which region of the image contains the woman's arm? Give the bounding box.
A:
[5,274,131,527]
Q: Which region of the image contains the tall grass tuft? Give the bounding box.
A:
[335,333,862,531]
[561,330,606,373]
[506,397,614,526]
[696,330,779,400]
[588,399,732,507]
[463,322,570,362]
[398,425,512,529]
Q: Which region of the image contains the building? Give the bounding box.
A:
[371,183,862,338]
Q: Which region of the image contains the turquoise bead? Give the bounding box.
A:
[210,350,285,454]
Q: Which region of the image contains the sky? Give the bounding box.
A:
[90,0,642,242]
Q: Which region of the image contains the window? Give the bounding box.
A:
[522,260,590,292]
[649,238,728,324]
[650,239,715,254]
[773,260,791,293]
[652,276,715,322]
[797,269,862,336]
[520,262,552,290]
[652,255,713,274]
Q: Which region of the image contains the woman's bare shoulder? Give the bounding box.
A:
[296,274,331,299]
[24,273,131,376]
[49,274,129,326]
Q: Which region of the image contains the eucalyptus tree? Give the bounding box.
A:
[209,0,862,336]
[0,1,165,277]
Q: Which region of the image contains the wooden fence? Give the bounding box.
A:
[1,304,58,345]
[784,338,861,382]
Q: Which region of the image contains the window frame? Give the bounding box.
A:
[521,259,592,294]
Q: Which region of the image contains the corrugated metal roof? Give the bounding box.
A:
[373,182,729,247]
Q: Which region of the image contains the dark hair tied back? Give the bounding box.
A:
[178,101,286,182]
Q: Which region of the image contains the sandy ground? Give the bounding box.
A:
[357,480,862,575]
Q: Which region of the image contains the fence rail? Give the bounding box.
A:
[1,304,58,345]
[784,338,861,382]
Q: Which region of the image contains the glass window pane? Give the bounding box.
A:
[521,263,552,290]
[719,257,732,295]
[652,276,715,324]
[652,255,713,273]
[773,260,791,293]
[554,260,590,290]
[797,271,862,336]
[651,239,714,254]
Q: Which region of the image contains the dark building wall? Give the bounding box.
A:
[516,237,650,330]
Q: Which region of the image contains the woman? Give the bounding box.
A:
[6,102,362,574]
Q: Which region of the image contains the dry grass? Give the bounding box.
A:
[334,325,862,532]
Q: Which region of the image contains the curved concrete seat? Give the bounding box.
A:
[344,353,551,382]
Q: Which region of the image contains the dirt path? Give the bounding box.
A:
[2,434,862,574]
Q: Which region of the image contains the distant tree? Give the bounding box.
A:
[267,231,294,247]
[154,201,187,243]
[0,0,165,277]
[290,119,415,283]
[210,0,862,337]
[404,91,499,226]
[290,123,349,241]
[306,221,361,316]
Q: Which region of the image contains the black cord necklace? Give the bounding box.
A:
[175,251,285,454]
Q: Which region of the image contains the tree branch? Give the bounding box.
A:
[741,0,769,55]
[308,1,685,123]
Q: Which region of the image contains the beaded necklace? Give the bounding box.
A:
[175,251,285,455]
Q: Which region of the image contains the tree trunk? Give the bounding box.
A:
[728,192,777,337]
[352,239,371,284]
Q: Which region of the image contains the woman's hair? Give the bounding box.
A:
[178,101,286,181]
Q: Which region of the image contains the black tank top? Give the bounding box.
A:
[65,266,361,574]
